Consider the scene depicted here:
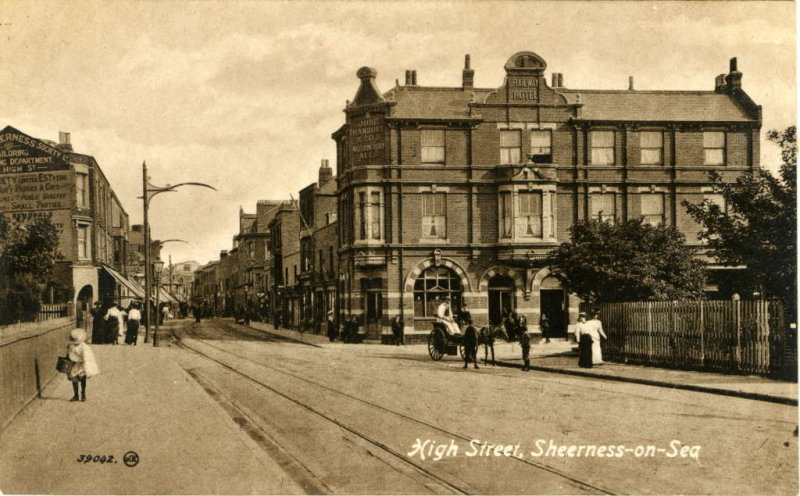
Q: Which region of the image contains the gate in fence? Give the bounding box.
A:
[598,300,796,379]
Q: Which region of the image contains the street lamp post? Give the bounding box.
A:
[153,259,165,347]
[140,161,215,345]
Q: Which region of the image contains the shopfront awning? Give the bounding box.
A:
[157,287,177,304]
[102,265,145,299]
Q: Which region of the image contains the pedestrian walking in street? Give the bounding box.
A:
[193,304,202,323]
[90,301,105,344]
[104,302,124,345]
[65,328,99,402]
[540,312,551,343]
[125,302,141,345]
[574,313,593,368]
[589,312,607,365]
[519,327,531,371]
[391,314,404,345]
[327,310,338,342]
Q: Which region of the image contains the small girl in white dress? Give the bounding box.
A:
[66,328,100,401]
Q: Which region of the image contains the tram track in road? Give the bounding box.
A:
[171,320,618,495]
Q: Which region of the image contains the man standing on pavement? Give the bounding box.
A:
[519,328,531,371]
[540,312,551,343]
[391,314,404,345]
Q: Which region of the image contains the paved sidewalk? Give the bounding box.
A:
[0,330,302,495]
[245,320,798,405]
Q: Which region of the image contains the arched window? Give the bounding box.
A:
[413,266,462,317]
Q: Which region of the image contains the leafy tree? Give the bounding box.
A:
[0,214,62,323]
[683,126,796,317]
[547,219,706,305]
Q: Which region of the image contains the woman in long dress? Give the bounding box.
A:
[574,313,593,368]
[589,313,608,365]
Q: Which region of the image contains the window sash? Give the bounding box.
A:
[500,131,521,164]
[591,194,616,222]
[640,132,663,165]
[500,192,512,238]
[518,192,543,237]
[591,131,615,165]
[704,131,725,148]
[703,193,727,213]
[421,146,445,163]
[370,191,381,239]
[530,130,552,155]
[640,194,664,225]
[358,192,367,239]
[704,149,724,166]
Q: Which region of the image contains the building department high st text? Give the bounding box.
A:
[194,50,762,343]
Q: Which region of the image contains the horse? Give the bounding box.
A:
[478,325,509,365]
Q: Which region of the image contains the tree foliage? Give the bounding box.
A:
[0,214,63,323]
[683,126,796,312]
[548,219,706,305]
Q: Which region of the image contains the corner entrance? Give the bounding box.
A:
[488,275,515,325]
[540,276,567,338]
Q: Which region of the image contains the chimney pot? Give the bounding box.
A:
[730,57,738,73]
[411,70,417,86]
[465,54,471,70]
[557,73,563,88]
[405,70,411,85]
[552,73,558,87]
[57,131,73,151]
[628,76,634,90]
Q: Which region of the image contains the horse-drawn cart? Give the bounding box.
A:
[427,322,469,360]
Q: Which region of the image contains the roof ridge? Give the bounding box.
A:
[561,89,720,95]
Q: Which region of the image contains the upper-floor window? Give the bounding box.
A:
[353,188,383,241]
[703,193,727,214]
[422,193,447,239]
[591,130,615,165]
[704,132,725,165]
[500,130,521,164]
[77,224,91,259]
[421,130,445,164]
[530,130,552,163]
[499,192,513,238]
[590,193,616,224]
[518,191,543,237]
[640,131,663,165]
[640,193,664,226]
[76,173,89,208]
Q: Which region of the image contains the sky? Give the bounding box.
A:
[1,1,796,266]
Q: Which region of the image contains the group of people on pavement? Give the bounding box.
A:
[90,300,143,346]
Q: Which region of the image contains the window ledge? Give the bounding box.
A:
[418,238,450,244]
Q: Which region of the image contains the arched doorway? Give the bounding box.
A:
[488,275,515,325]
[413,266,463,318]
[76,284,93,335]
[540,276,566,338]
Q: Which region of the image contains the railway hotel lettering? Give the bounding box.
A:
[509,77,539,102]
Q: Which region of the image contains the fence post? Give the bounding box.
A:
[735,299,742,370]
[647,301,653,361]
[699,300,705,367]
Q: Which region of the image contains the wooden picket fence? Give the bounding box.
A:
[598,300,796,379]
[35,303,69,322]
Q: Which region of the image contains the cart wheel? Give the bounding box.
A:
[428,330,444,361]
[459,343,466,359]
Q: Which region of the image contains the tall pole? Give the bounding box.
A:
[153,271,161,347]
[143,161,151,343]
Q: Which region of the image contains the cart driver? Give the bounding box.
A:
[436,297,462,335]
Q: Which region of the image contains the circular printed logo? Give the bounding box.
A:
[123,451,140,468]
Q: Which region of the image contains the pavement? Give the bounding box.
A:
[0,325,303,495]
[248,320,798,405]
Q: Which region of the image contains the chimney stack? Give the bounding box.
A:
[725,56,742,92]
[714,74,727,93]
[319,158,333,184]
[557,73,563,88]
[58,131,73,151]
[628,76,634,91]
[462,54,474,90]
[405,70,412,85]
[551,73,559,88]
[411,70,417,86]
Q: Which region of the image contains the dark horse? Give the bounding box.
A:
[478,325,509,365]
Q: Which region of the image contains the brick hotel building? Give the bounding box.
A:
[332,51,762,343]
